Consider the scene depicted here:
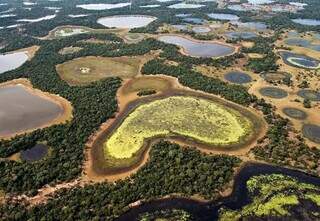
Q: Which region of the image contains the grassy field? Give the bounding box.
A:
[56,56,142,85]
[104,96,253,159]
[122,76,172,95]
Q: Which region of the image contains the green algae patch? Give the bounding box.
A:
[104,96,253,159]
[219,174,320,221]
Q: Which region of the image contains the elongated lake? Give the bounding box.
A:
[158,35,235,58]
[97,15,157,29]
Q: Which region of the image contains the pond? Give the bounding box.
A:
[0,85,63,138]
[76,3,131,10]
[21,143,49,162]
[224,71,252,84]
[285,38,320,52]
[292,19,320,26]
[17,14,56,23]
[158,35,235,58]
[0,52,28,74]
[230,21,267,31]
[279,51,320,69]
[97,15,157,29]
[140,4,160,8]
[168,3,205,9]
[192,26,211,33]
[225,32,258,39]
[116,163,320,221]
[302,124,320,144]
[207,13,239,21]
[182,17,205,24]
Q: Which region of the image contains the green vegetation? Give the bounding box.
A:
[105,96,253,159]
[138,209,192,221]
[219,174,320,220]
[0,141,241,219]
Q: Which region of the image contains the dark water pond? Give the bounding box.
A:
[116,163,320,221]
[20,143,48,162]
[297,89,320,101]
[158,35,235,58]
[282,107,307,120]
[225,32,257,39]
[279,51,320,69]
[0,85,63,137]
[259,87,288,99]
[285,38,320,52]
[224,71,252,84]
[302,124,320,144]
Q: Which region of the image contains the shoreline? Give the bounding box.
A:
[0,78,73,140]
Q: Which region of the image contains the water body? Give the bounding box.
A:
[285,38,320,52]
[224,71,252,84]
[207,13,239,21]
[20,143,49,162]
[176,13,192,18]
[168,3,205,9]
[297,89,320,101]
[140,5,160,8]
[292,19,320,26]
[279,51,320,69]
[259,87,288,99]
[302,124,320,144]
[117,163,320,221]
[0,52,28,74]
[192,26,211,33]
[230,21,267,31]
[182,17,205,24]
[76,3,131,10]
[225,32,258,39]
[0,85,63,137]
[248,0,274,4]
[282,107,307,120]
[158,35,235,58]
[17,14,56,23]
[97,15,157,29]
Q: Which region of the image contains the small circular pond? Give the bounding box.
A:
[282,107,307,120]
[97,15,157,29]
[297,89,320,101]
[224,71,252,84]
[279,51,320,69]
[302,124,320,144]
[259,87,288,99]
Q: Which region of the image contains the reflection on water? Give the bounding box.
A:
[158,35,235,57]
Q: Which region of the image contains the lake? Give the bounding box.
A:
[0,85,63,137]
[158,35,235,58]
[97,15,157,29]
[207,13,239,21]
[76,3,131,10]
[0,52,28,74]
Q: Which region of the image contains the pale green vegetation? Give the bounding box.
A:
[56,56,142,85]
[219,174,320,221]
[104,96,253,159]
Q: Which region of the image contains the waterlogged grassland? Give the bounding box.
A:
[104,96,253,159]
[219,174,320,220]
